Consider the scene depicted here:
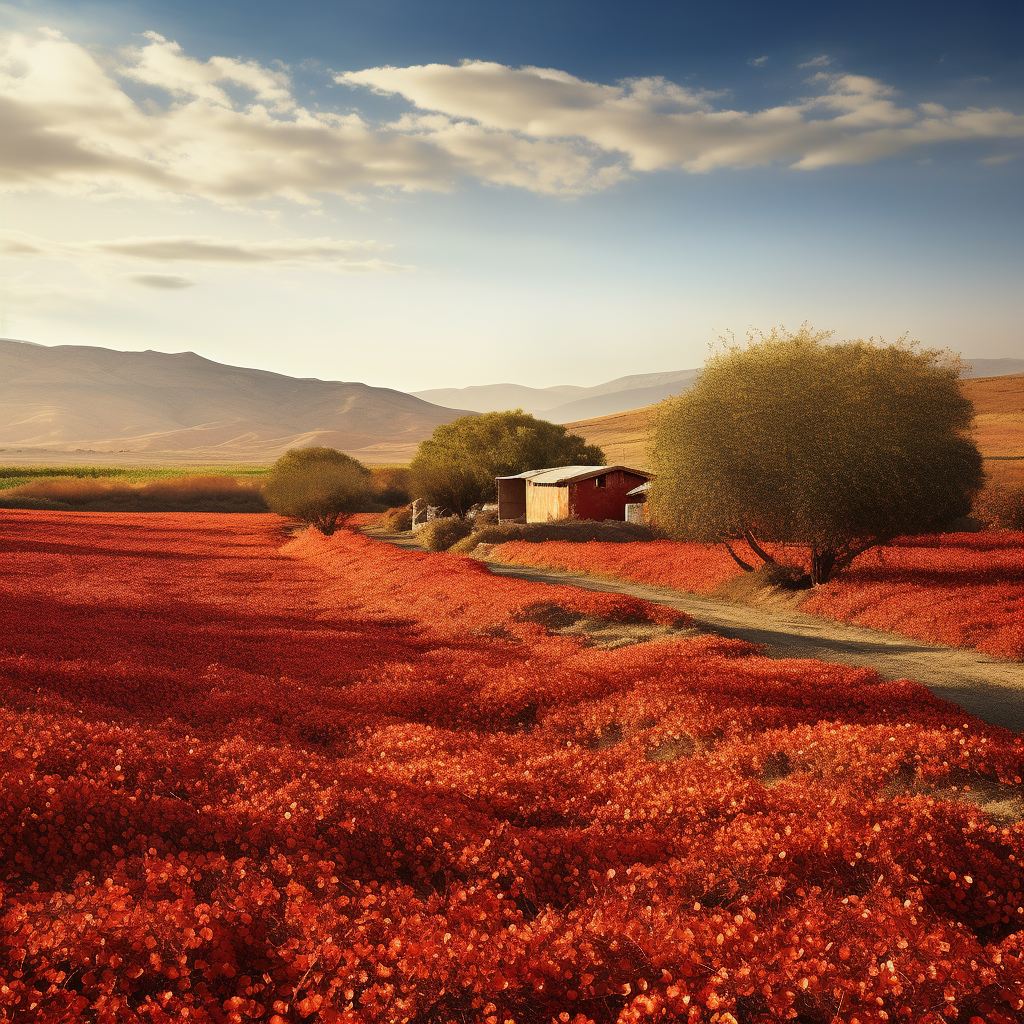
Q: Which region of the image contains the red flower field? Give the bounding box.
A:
[490,532,1024,660]
[2,510,1024,1023]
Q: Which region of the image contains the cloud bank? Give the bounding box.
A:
[0,233,410,273]
[129,273,195,289]
[1,28,1021,203]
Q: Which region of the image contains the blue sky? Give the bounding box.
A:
[0,0,1020,390]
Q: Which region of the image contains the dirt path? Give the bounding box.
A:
[363,529,1024,733]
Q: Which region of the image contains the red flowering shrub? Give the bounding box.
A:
[801,532,1024,660]
[492,532,1024,660]
[1,510,1023,1023]
[493,538,741,595]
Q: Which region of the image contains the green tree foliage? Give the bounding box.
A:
[648,326,985,585]
[262,447,374,535]
[411,410,605,517]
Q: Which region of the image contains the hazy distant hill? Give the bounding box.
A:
[0,339,471,464]
[3,338,1019,467]
[964,359,1024,379]
[415,360,1024,422]
[414,369,701,422]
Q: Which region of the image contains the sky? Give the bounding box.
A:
[0,0,1021,391]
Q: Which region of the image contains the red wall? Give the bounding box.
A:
[567,470,648,521]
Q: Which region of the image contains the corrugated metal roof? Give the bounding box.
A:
[626,481,651,496]
[496,465,652,486]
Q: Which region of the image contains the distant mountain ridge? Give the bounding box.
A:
[3,338,1021,465]
[415,359,1024,422]
[414,369,702,423]
[0,339,471,463]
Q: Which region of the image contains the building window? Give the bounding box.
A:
[595,475,607,488]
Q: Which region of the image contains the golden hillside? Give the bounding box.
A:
[568,373,1024,472]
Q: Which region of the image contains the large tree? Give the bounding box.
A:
[648,326,984,585]
[411,410,605,517]
[262,447,374,535]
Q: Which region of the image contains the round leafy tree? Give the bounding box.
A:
[263,446,374,535]
[648,326,984,585]
[411,410,605,517]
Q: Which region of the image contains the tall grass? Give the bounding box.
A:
[0,464,270,491]
[0,474,268,512]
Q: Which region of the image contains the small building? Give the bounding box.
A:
[496,465,653,523]
[625,480,651,524]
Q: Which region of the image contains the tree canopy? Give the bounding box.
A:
[648,326,984,584]
[262,446,374,535]
[411,410,605,517]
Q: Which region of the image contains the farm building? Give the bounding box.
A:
[625,480,650,524]
[496,465,652,523]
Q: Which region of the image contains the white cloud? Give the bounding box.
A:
[799,55,833,69]
[748,56,769,67]
[342,61,1024,174]
[0,27,1021,203]
[0,232,411,271]
[129,273,195,289]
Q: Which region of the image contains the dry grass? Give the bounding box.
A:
[984,460,1024,489]
[513,600,695,649]
[0,474,268,512]
[564,407,654,469]
[416,516,473,552]
[883,766,1024,825]
[711,563,812,610]
[454,517,654,554]
[961,373,1024,415]
[973,414,1024,458]
[378,505,414,531]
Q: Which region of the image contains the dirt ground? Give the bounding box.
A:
[363,527,1024,734]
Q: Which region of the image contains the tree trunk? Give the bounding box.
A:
[810,546,836,586]
[743,530,777,565]
[317,513,338,536]
[722,540,755,572]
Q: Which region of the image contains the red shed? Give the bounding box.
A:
[496,465,653,523]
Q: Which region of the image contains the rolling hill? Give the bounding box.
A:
[3,338,1020,467]
[567,373,1024,470]
[415,359,1024,422]
[0,339,471,465]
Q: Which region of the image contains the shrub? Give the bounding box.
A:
[449,523,522,553]
[371,466,412,506]
[519,518,653,544]
[417,516,473,552]
[450,519,654,555]
[649,326,984,584]
[262,447,374,534]
[469,505,500,528]
[378,505,414,531]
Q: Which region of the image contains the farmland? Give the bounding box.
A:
[2,510,1024,1022]
[0,466,271,491]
